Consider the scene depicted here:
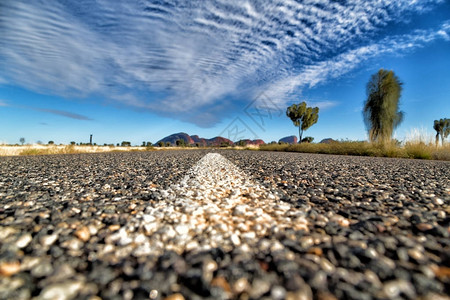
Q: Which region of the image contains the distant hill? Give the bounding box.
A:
[279,135,298,144]
[236,139,266,146]
[207,136,233,146]
[190,135,207,147]
[156,132,194,146]
[320,138,337,144]
[156,133,233,146]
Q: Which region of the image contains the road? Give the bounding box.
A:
[0,150,449,300]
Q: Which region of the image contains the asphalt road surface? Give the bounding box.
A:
[0,150,449,300]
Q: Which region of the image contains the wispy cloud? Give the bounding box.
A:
[0,99,92,120]
[262,21,450,104]
[0,0,448,126]
[33,108,92,121]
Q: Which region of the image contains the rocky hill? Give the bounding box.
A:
[236,139,266,146]
[156,133,233,146]
[156,133,194,145]
[320,138,337,144]
[279,135,298,144]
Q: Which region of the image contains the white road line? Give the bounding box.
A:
[106,153,309,256]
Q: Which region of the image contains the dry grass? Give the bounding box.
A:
[0,145,155,156]
[259,140,450,161]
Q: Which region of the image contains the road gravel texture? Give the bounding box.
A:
[0,150,449,300]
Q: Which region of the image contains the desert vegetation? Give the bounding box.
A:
[273,69,449,160]
[363,69,404,143]
[0,144,157,156]
[286,102,319,142]
[259,132,449,161]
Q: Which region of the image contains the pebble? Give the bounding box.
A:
[40,234,58,247]
[211,276,232,294]
[31,262,53,277]
[383,279,416,299]
[0,261,21,276]
[37,280,83,300]
[230,234,241,246]
[75,226,91,242]
[271,285,286,299]
[15,233,32,248]
[164,293,185,300]
[416,223,433,231]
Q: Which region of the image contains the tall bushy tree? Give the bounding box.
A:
[363,69,404,143]
[433,118,450,146]
[286,102,319,142]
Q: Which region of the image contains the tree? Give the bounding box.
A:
[48,141,54,145]
[166,142,171,147]
[121,141,131,147]
[237,140,247,147]
[363,69,404,143]
[176,139,186,147]
[19,137,25,145]
[301,137,314,143]
[158,141,164,147]
[433,118,450,146]
[286,102,319,142]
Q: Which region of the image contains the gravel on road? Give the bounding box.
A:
[0,150,449,300]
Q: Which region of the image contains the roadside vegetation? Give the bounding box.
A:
[270,69,449,161]
[259,140,449,160]
[286,102,319,142]
[0,144,157,156]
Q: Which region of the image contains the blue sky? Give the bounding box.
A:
[1,0,449,145]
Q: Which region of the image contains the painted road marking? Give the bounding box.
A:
[111,153,308,256]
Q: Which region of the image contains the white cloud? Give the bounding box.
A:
[0,0,447,126]
[260,22,450,107]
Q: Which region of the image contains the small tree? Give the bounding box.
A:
[301,137,314,143]
[70,141,76,145]
[166,142,171,147]
[158,141,164,147]
[19,137,25,145]
[48,141,54,145]
[433,118,450,146]
[237,140,247,147]
[121,141,131,147]
[176,139,186,147]
[363,69,404,143]
[286,102,319,142]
